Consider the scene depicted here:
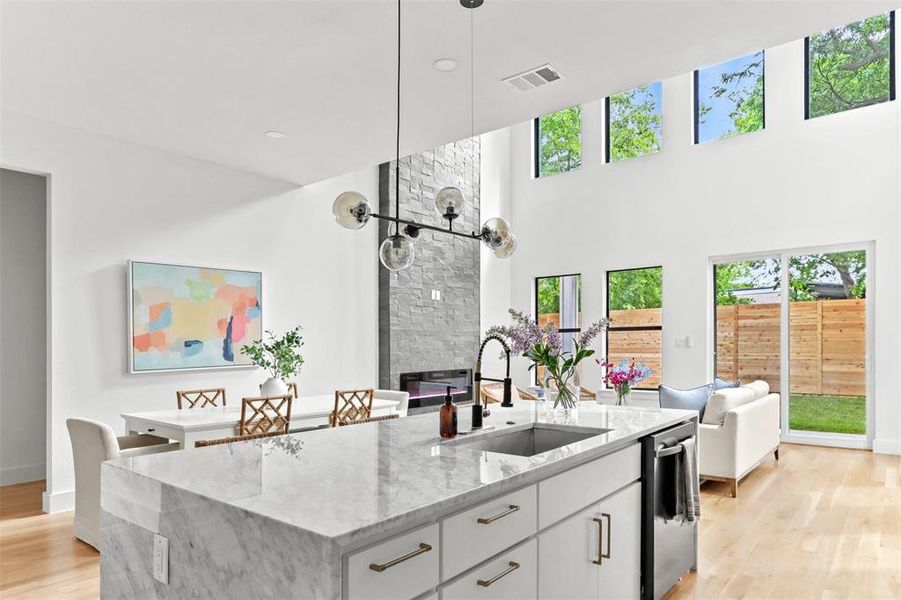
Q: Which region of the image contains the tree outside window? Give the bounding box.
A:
[534,106,582,177]
[695,52,765,143]
[606,82,663,162]
[807,13,894,119]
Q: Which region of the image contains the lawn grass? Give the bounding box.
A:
[789,394,865,435]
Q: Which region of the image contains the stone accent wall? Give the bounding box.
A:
[378,138,480,392]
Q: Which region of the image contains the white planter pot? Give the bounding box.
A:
[260,377,288,397]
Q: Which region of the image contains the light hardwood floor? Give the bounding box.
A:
[0,444,898,599]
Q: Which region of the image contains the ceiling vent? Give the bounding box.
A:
[502,64,563,92]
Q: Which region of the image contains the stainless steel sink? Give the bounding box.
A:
[448,423,611,457]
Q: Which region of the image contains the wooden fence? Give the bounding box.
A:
[539,299,865,396]
[716,298,865,396]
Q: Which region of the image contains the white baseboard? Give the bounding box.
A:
[873,438,901,455]
[781,433,869,450]
[42,489,74,513]
[0,463,46,486]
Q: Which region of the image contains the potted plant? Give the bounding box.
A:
[488,309,609,416]
[241,326,305,396]
[599,358,652,406]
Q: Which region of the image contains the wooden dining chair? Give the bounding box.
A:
[238,395,293,436]
[258,382,299,398]
[480,383,539,404]
[331,389,374,427]
[336,414,399,427]
[176,387,226,409]
[194,430,285,448]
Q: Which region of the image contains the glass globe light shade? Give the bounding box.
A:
[379,234,415,271]
[480,217,512,250]
[435,186,465,220]
[332,191,371,230]
[493,233,517,258]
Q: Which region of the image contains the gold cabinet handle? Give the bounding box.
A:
[477,561,520,587]
[477,504,520,525]
[368,543,432,572]
[592,513,612,565]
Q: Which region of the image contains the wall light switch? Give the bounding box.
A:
[674,337,684,349]
[431,289,441,301]
[153,533,169,584]
[684,336,693,348]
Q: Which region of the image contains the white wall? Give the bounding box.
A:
[0,168,48,485]
[483,39,901,454]
[0,111,379,510]
[480,128,514,379]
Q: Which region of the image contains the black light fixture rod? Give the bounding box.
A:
[393,0,402,237]
[370,213,481,240]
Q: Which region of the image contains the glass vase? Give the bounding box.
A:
[614,383,632,406]
[551,381,580,419]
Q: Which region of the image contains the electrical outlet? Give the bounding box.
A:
[674,336,693,349]
[153,533,169,584]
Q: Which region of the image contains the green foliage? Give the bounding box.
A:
[788,251,866,301]
[608,267,662,311]
[808,14,892,118]
[715,261,757,306]
[241,326,305,380]
[537,275,582,317]
[732,74,765,134]
[723,252,867,303]
[720,56,765,135]
[608,84,662,161]
[537,106,582,176]
[537,277,559,316]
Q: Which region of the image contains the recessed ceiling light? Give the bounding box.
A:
[432,58,458,72]
[264,130,286,139]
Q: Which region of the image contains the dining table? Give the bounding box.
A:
[121,394,400,451]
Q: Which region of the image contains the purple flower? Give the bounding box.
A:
[545,323,561,354]
[577,318,610,347]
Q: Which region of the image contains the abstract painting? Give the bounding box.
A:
[129,261,262,372]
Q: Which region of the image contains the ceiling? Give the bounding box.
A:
[2,1,896,185]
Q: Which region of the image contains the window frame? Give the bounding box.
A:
[534,273,582,384]
[605,266,663,391]
[693,51,766,145]
[804,11,896,120]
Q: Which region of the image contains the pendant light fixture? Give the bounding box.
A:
[332,0,516,270]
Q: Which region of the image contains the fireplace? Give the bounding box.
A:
[399,369,473,410]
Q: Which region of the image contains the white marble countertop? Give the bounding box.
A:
[105,403,694,548]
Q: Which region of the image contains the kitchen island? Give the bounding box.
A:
[100,403,696,599]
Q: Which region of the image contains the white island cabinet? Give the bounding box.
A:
[345,443,641,600]
[100,403,695,600]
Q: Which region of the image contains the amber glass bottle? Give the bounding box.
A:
[439,394,457,438]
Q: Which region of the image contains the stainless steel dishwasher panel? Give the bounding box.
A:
[641,419,698,600]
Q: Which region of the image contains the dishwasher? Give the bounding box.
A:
[641,420,699,600]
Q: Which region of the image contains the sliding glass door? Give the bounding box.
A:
[788,251,867,437]
[714,246,871,447]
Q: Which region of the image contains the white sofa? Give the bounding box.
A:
[698,384,781,498]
